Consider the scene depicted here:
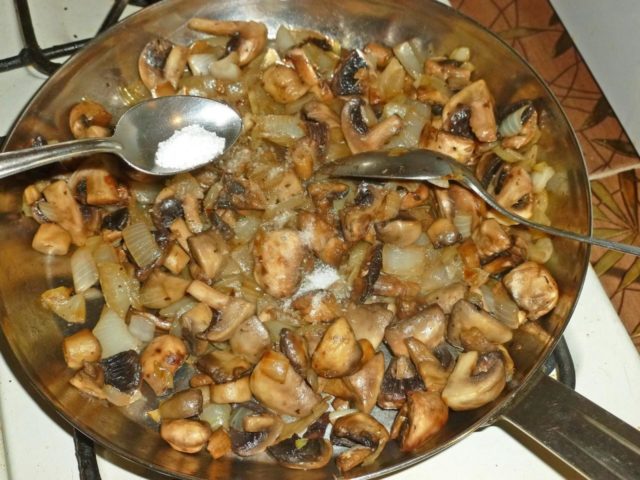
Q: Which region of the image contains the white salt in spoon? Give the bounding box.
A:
[0,95,243,177]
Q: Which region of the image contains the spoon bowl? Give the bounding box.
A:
[0,96,242,178]
[329,149,640,257]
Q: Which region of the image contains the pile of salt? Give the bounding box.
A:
[155,124,226,169]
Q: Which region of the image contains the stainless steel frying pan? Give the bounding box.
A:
[0,1,638,478]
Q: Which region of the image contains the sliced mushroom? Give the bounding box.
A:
[442,79,497,142]
[250,351,322,417]
[422,282,468,314]
[425,58,472,90]
[423,130,475,164]
[375,216,422,247]
[187,230,229,281]
[152,197,183,229]
[503,261,559,320]
[62,329,102,370]
[331,412,389,468]
[391,391,449,452]
[218,176,267,210]
[196,350,252,384]
[188,19,267,66]
[139,39,187,96]
[448,299,513,348]
[253,229,304,298]
[449,184,486,232]
[405,337,453,393]
[69,362,106,400]
[158,388,203,420]
[211,376,252,404]
[336,446,374,473]
[343,352,384,414]
[472,218,511,260]
[384,305,447,357]
[100,350,142,393]
[493,166,534,219]
[201,297,256,342]
[441,350,506,411]
[332,50,368,96]
[69,101,112,139]
[346,303,394,350]
[42,180,86,246]
[161,419,211,454]
[230,408,283,457]
[426,217,460,248]
[399,183,430,210]
[372,274,420,298]
[291,290,341,324]
[307,181,349,220]
[297,212,348,267]
[341,98,402,153]
[32,223,71,255]
[263,64,310,103]
[311,317,363,378]
[140,334,188,395]
[279,328,310,375]
[181,302,213,335]
[351,243,383,302]
[377,355,425,409]
[230,316,271,364]
[267,436,333,470]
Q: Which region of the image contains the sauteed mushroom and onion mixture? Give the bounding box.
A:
[26,19,561,472]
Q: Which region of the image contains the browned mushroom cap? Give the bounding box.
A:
[250,351,322,417]
[448,299,513,349]
[188,19,267,66]
[341,98,402,154]
[297,212,348,267]
[229,405,283,456]
[377,355,425,410]
[161,419,212,453]
[442,79,497,143]
[423,129,475,164]
[331,412,389,468]
[138,39,187,96]
[472,219,511,259]
[422,282,468,314]
[69,101,112,139]
[351,243,383,303]
[343,352,385,414]
[279,328,310,375]
[140,334,188,395]
[253,229,304,299]
[391,391,449,452]
[196,350,252,384]
[493,166,534,219]
[427,217,461,248]
[267,437,333,470]
[405,337,453,393]
[385,305,447,357]
[187,230,229,281]
[200,297,256,342]
[503,261,559,320]
[158,388,203,420]
[262,64,310,103]
[425,58,472,90]
[375,216,422,247]
[311,318,363,378]
[332,50,368,96]
[229,316,271,364]
[346,303,394,350]
[441,350,506,411]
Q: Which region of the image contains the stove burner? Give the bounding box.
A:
[0,0,162,75]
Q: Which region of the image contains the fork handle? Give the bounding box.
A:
[461,175,640,257]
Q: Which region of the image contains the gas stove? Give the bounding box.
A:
[0,2,638,479]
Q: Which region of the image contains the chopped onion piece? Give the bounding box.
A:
[531,162,556,193]
[453,214,473,239]
[131,181,163,205]
[254,115,305,147]
[275,26,296,54]
[209,52,241,81]
[449,46,471,62]
[393,41,422,80]
[122,222,161,268]
[328,408,358,424]
[200,403,231,430]
[158,296,198,318]
[71,246,99,293]
[382,244,427,278]
[93,242,119,265]
[98,262,138,318]
[128,313,156,342]
[528,237,554,264]
[92,308,141,359]
[188,53,217,76]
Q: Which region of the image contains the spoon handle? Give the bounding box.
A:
[0,137,122,179]
[461,174,640,257]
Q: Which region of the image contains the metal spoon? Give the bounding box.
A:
[0,95,242,178]
[329,149,640,257]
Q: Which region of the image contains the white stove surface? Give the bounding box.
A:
[0,2,639,479]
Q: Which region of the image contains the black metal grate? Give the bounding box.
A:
[1,2,578,478]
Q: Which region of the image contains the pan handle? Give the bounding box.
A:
[500,373,640,478]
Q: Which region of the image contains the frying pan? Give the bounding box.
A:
[0,0,638,478]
